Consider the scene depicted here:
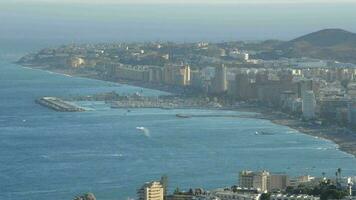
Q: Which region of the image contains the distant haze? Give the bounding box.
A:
[6,0,356,4]
[1,1,356,43]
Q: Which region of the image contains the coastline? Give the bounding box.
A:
[21,65,356,158]
[242,107,356,158]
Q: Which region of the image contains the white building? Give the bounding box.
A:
[137,181,164,200]
[229,50,249,61]
[239,170,270,192]
[302,90,316,120]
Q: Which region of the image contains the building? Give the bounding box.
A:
[270,194,319,200]
[229,49,249,61]
[138,181,164,200]
[235,73,257,100]
[175,65,190,86]
[239,171,255,189]
[267,174,289,192]
[68,56,85,68]
[161,175,168,200]
[114,65,150,82]
[211,188,260,200]
[302,90,316,120]
[280,91,297,112]
[166,193,194,200]
[319,97,350,122]
[288,175,315,188]
[163,64,191,86]
[166,188,205,200]
[212,65,227,93]
[297,80,313,98]
[239,170,269,192]
[348,102,356,128]
[149,67,164,83]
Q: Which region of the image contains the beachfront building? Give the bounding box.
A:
[239,170,269,192]
[138,181,164,200]
[212,64,227,93]
[302,90,316,120]
[163,64,191,86]
[267,174,289,192]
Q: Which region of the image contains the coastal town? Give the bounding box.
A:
[19,30,356,157]
[75,168,356,200]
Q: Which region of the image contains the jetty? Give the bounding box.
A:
[36,97,85,112]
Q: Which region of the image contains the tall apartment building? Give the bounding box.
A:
[239,170,270,192]
[138,181,164,200]
[212,64,227,93]
[163,64,190,86]
[149,67,164,83]
[302,90,316,120]
[267,174,289,192]
[175,65,190,86]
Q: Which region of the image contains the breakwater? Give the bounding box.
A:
[36,97,85,112]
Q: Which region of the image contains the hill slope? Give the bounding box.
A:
[277,29,356,63]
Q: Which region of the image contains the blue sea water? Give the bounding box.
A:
[1,41,356,200]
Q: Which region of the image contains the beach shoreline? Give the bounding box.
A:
[22,64,356,158]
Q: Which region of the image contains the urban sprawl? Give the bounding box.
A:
[19,41,356,131]
[19,41,356,200]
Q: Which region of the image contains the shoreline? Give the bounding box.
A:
[21,65,356,158]
[243,107,356,158]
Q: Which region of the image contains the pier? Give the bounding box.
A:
[36,97,85,112]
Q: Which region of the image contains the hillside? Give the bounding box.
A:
[278,29,356,63]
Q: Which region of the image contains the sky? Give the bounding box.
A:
[1,0,356,43]
[4,0,356,4]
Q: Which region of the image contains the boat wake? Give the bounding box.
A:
[136,126,150,137]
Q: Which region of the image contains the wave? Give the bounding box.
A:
[10,189,61,195]
[40,153,124,159]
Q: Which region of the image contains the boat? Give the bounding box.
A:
[176,114,191,118]
[255,131,275,135]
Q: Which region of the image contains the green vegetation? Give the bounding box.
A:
[260,193,271,200]
[286,179,349,200]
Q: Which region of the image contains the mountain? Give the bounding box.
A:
[277,29,356,63]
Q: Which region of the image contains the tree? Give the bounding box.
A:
[260,193,271,200]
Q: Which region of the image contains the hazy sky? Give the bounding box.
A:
[4,0,356,4]
[1,0,356,43]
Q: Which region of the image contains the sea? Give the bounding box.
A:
[1,39,356,200]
